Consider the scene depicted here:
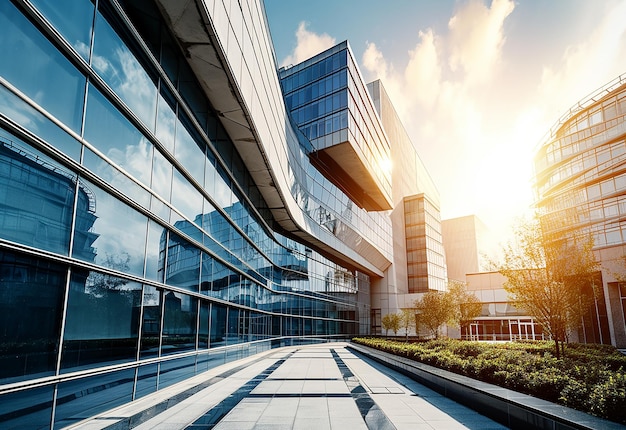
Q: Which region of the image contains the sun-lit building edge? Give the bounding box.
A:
[534,73,626,348]
[0,0,448,427]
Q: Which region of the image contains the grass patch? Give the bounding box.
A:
[352,337,626,424]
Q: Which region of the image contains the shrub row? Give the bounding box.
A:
[352,337,626,424]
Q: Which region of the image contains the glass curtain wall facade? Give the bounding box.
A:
[0,0,366,427]
[534,74,626,347]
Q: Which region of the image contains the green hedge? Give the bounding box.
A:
[352,337,626,424]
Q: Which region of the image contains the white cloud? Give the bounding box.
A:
[447,0,514,85]
[405,29,441,108]
[360,0,521,252]
[281,22,335,67]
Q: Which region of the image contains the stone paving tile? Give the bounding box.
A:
[324,379,350,393]
[295,397,329,418]
[260,397,299,417]
[329,416,369,429]
[219,399,267,422]
[302,380,326,393]
[293,416,331,430]
[328,397,368,429]
[249,379,282,394]
[252,423,294,430]
[211,420,256,430]
[256,413,295,424]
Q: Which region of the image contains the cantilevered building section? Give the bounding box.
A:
[279,42,393,211]
[534,73,626,348]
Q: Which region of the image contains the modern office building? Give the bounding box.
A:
[534,73,626,348]
[442,215,488,282]
[366,79,447,330]
[0,0,445,427]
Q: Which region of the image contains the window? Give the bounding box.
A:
[0,250,66,382]
[61,269,142,371]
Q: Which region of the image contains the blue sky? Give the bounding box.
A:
[264,0,626,254]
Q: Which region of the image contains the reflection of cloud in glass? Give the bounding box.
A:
[104,136,153,187]
[91,17,156,130]
[174,121,204,183]
[156,93,176,153]
[171,170,202,222]
[0,88,41,131]
[125,137,153,184]
[116,48,156,126]
[212,169,232,209]
[75,41,90,61]
[151,149,172,201]
[82,181,148,276]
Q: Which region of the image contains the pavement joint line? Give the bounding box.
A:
[330,348,397,430]
[183,351,295,429]
[247,393,352,398]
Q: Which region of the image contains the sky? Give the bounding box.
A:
[263,0,626,256]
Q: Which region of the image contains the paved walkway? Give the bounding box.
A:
[71,343,508,430]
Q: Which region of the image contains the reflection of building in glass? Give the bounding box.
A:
[0,1,446,426]
[534,75,626,348]
[0,137,97,260]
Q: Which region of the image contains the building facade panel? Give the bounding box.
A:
[441,215,488,282]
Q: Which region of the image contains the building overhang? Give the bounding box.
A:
[310,141,393,211]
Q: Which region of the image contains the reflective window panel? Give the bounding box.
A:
[61,269,142,372]
[0,250,66,383]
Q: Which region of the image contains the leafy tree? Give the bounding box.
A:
[496,216,599,358]
[447,280,482,332]
[381,312,401,337]
[399,308,415,341]
[414,291,453,339]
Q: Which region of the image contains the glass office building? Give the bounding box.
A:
[280,41,393,212]
[0,0,445,427]
[534,74,626,347]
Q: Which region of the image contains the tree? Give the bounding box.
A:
[447,280,482,334]
[381,313,400,337]
[399,308,415,341]
[496,216,599,358]
[414,291,453,339]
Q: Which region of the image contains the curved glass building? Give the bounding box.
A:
[0,0,445,427]
[534,73,626,348]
